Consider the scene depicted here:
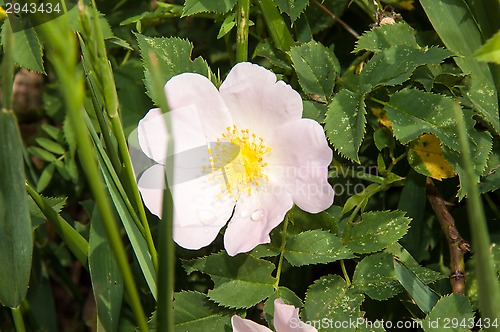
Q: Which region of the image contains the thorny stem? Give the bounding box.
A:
[426,177,469,294]
[311,0,359,39]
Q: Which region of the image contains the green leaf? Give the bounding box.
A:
[442,114,493,198]
[479,139,500,193]
[259,0,295,52]
[341,183,381,215]
[26,184,88,266]
[275,0,309,22]
[384,243,444,285]
[302,275,365,332]
[420,0,500,134]
[27,146,56,162]
[36,163,55,192]
[0,111,33,308]
[174,291,234,331]
[398,171,432,262]
[475,29,500,64]
[217,13,236,39]
[4,26,45,73]
[342,210,410,254]
[289,41,340,103]
[422,294,474,332]
[284,229,354,266]
[35,138,65,155]
[353,246,444,302]
[352,253,402,300]
[325,89,366,162]
[384,89,460,151]
[114,59,153,137]
[89,206,124,332]
[360,46,452,90]
[302,100,326,122]
[28,195,66,230]
[40,124,63,141]
[182,0,237,16]
[394,260,439,314]
[183,252,276,308]
[373,127,395,152]
[136,35,213,106]
[354,22,418,53]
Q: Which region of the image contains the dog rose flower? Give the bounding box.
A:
[136,62,333,256]
[231,298,317,332]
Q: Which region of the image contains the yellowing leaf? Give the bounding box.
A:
[408,134,455,180]
[371,107,393,129]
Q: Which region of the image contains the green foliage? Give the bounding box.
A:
[475,29,500,64]
[354,22,418,53]
[420,0,500,134]
[274,0,309,22]
[183,252,276,308]
[1,26,44,73]
[422,294,475,332]
[302,275,365,332]
[290,41,340,103]
[89,206,124,332]
[174,291,234,331]
[0,111,33,308]
[137,35,213,106]
[342,210,410,254]
[182,0,238,16]
[4,0,500,330]
[284,229,354,266]
[325,89,366,162]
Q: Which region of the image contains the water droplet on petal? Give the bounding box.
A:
[251,209,264,221]
[198,210,216,225]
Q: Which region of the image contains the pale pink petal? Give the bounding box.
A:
[171,170,236,250]
[274,299,317,332]
[224,186,293,256]
[165,73,232,140]
[219,62,302,139]
[266,119,334,213]
[231,315,272,332]
[138,164,236,250]
[138,105,207,164]
[138,164,166,217]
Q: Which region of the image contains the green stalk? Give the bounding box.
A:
[11,307,26,332]
[340,260,351,286]
[274,211,291,290]
[26,183,89,266]
[148,52,175,332]
[39,20,148,331]
[236,0,251,62]
[258,0,294,52]
[87,1,158,270]
[1,20,14,110]
[109,115,159,271]
[453,103,500,327]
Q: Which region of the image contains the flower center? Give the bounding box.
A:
[208,125,271,198]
